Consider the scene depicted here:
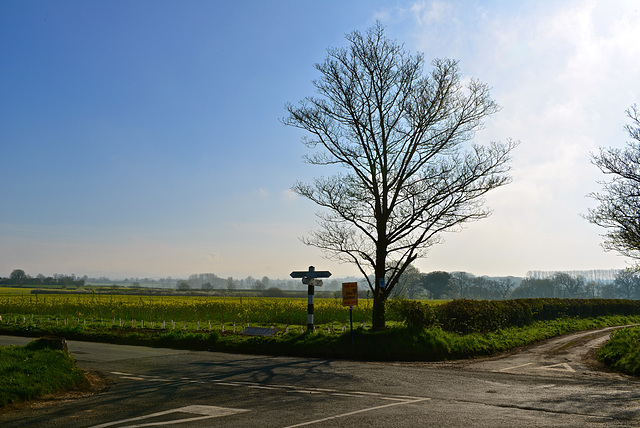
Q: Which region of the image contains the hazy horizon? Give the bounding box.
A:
[1,267,626,283]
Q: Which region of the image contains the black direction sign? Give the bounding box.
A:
[290,266,332,279]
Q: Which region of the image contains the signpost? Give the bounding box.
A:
[342,282,358,347]
[290,266,331,331]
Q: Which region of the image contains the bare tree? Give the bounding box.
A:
[614,268,640,299]
[587,104,640,261]
[450,271,474,298]
[176,280,190,291]
[389,263,422,299]
[552,272,585,298]
[252,280,266,292]
[493,277,515,300]
[284,23,517,330]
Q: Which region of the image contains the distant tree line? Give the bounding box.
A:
[412,269,640,300]
[176,273,347,293]
[88,276,177,287]
[525,269,620,283]
[5,267,639,300]
[0,269,85,287]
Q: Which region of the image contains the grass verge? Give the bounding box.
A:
[0,342,86,406]
[2,315,638,406]
[2,315,639,362]
[597,326,640,376]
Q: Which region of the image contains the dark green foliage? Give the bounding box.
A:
[387,299,437,328]
[262,287,285,297]
[421,271,453,299]
[1,271,85,287]
[598,326,640,376]
[440,298,640,334]
[437,299,532,334]
[389,298,640,334]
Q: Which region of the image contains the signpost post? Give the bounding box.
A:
[290,266,331,331]
[342,282,358,347]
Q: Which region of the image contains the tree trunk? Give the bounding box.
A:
[371,289,387,331]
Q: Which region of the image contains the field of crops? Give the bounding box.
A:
[0,292,381,332]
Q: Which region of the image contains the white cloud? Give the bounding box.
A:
[281,188,298,202]
[409,1,454,25]
[258,188,270,199]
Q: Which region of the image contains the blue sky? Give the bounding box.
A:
[2,0,640,279]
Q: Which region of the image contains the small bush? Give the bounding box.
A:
[262,287,285,297]
[388,299,437,328]
[598,326,640,376]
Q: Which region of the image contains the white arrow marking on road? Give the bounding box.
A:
[535,363,576,372]
[88,405,249,428]
[498,362,534,372]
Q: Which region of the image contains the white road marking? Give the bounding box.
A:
[111,372,428,408]
[88,405,249,428]
[535,363,575,373]
[233,381,261,386]
[282,398,430,428]
[266,384,299,389]
[497,362,534,372]
[330,393,407,401]
[393,395,428,400]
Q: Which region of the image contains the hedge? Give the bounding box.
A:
[392,298,640,334]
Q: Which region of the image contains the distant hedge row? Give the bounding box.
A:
[389,298,640,334]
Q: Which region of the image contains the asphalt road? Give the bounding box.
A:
[1,326,639,427]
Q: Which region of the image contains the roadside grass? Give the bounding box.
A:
[2,314,637,407]
[2,314,638,362]
[597,326,640,376]
[0,342,85,406]
[275,315,640,361]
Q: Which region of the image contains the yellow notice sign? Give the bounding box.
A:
[342,282,358,306]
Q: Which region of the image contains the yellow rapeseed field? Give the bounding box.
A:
[0,293,376,330]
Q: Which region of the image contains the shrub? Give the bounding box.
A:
[436,298,640,334]
[387,299,437,328]
[598,326,640,376]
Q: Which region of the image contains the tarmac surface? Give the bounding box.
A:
[1,325,639,427]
